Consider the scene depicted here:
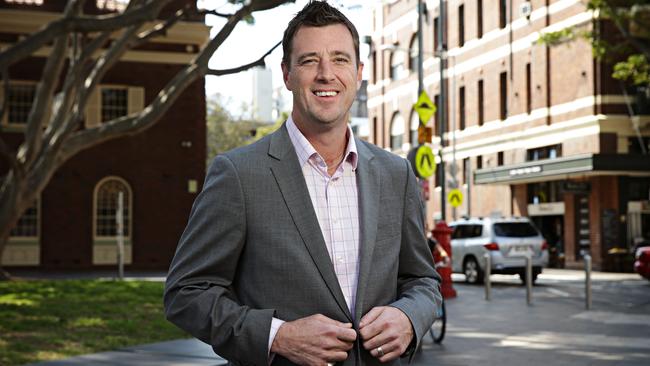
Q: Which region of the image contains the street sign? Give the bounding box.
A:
[413,91,436,126]
[448,188,463,208]
[407,145,436,179]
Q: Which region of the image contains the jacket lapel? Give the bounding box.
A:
[267,125,352,321]
[353,139,380,322]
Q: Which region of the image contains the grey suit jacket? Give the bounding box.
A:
[164,124,442,366]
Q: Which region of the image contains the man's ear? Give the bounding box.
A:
[281,62,292,90]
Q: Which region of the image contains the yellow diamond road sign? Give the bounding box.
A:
[413,91,436,126]
[448,189,463,208]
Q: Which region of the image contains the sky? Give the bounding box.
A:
[198,0,374,117]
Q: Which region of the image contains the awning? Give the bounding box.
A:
[474,154,650,185]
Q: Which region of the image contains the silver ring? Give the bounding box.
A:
[376,346,384,357]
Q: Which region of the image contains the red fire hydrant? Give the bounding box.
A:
[432,221,457,299]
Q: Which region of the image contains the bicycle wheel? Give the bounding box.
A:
[429,300,446,344]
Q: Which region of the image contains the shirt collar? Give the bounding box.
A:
[286,116,359,171]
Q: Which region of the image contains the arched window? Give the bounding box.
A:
[94,177,132,238]
[390,46,406,81]
[409,34,419,73]
[390,113,405,151]
[410,110,420,145]
[93,176,133,265]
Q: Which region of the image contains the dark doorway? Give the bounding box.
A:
[532,215,565,268]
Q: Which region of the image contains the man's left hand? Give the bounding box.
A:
[358,306,413,362]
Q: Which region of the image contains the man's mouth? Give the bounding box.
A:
[313,90,339,97]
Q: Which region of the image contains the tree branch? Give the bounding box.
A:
[605,3,650,59]
[207,40,281,76]
[134,5,190,47]
[0,0,172,69]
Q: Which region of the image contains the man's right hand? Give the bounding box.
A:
[271,314,357,365]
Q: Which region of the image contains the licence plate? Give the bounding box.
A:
[509,245,532,257]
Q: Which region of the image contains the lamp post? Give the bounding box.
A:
[437,0,447,221]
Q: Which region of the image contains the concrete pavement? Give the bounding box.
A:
[24,269,650,366]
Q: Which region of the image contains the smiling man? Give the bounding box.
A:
[164,1,441,365]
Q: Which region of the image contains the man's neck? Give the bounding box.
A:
[292,116,349,165]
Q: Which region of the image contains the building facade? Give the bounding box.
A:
[0,0,209,270]
[368,0,650,270]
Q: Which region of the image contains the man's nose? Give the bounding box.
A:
[316,60,335,82]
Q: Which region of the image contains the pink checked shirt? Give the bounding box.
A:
[268,117,361,354]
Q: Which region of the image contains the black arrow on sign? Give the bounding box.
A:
[417,102,433,110]
[450,192,461,205]
[419,151,432,172]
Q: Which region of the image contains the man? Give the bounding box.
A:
[164,1,442,365]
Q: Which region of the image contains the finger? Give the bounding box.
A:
[336,326,358,342]
[359,307,384,328]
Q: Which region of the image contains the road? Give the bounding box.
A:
[412,269,650,366]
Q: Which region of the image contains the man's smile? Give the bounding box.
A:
[313,90,339,97]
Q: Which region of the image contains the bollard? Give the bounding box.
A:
[585,254,592,310]
[525,255,532,305]
[484,252,491,301]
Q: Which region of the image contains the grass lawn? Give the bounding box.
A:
[0,279,189,366]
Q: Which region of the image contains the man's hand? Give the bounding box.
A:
[271,314,357,366]
[359,306,413,362]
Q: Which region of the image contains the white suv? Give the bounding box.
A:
[449,217,549,284]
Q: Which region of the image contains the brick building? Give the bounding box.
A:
[0,0,209,270]
[368,0,650,270]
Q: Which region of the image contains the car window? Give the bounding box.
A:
[451,225,464,239]
[493,222,539,237]
[469,225,483,238]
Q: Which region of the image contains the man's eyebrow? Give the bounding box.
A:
[332,51,352,59]
[296,52,319,63]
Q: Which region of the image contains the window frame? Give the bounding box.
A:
[93,176,133,241]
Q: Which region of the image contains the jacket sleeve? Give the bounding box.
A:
[389,159,443,357]
[163,154,274,366]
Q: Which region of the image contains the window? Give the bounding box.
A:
[433,17,439,52]
[452,224,483,239]
[409,34,419,73]
[499,0,507,29]
[101,88,128,122]
[6,83,36,125]
[459,86,466,130]
[499,72,508,120]
[95,177,131,238]
[478,79,484,126]
[497,151,504,166]
[371,50,377,84]
[410,110,420,145]
[527,144,562,161]
[10,200,38,238]
[477,0,483,38]
[458,4,465,47]
[373,116,379,146]
[526,63,532,114]
[476,155,483,169]
[390,113,405,151]
[462,157,469,184]
[390,48,406,81]
[527,181,563,204]
[493,223,539,237]
[435,163,443,187]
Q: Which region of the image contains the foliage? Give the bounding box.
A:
[206,96,262,163]
[253,111,289,141]
[0,279,187,366]
[538,0,650,87]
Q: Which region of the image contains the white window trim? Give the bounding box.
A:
[92,176,133,241]
[85,84,145,128]
[0,80,38,129]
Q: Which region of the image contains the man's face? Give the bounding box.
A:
[282,24,363,130]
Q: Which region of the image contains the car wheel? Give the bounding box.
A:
[463,256,484,284]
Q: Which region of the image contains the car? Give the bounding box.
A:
[449,217,549,284]
[634,246,650,280]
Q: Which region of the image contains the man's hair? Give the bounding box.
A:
[282,0,360,68]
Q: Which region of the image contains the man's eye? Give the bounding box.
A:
[334,58,349,64]
[301,59,317,65]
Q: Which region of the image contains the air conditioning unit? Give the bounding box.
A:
[520,1,532,19]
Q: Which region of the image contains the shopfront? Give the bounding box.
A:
[475,154,650,271]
